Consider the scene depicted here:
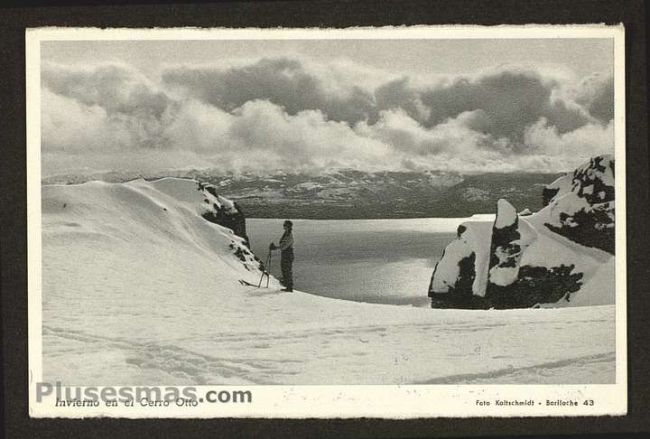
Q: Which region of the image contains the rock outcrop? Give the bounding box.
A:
[428,155,616,309]
[542,155,615,254]
[198,181,251,248]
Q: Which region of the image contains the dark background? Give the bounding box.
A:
[1,0,648,438]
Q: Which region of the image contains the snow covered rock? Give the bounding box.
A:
[427,222,491,309]
[542,172,574,206]
[428,156,616,309]
[541,155,615,254]
[488,199,537,288]
[197,181,251,248]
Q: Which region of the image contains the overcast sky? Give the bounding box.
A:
[40,38,615,176]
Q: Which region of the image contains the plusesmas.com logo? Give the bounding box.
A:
[35,382,252,407]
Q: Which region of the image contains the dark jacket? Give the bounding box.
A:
[279,230,294,259]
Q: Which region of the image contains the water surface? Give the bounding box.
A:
[247,218,462,307]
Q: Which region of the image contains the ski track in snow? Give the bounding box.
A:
[416,352,615,384]
[40,179,617,385]
[43,326,284,385]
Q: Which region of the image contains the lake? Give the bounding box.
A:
[246,218,464,307]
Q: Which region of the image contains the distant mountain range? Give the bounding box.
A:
[43,169,562,219]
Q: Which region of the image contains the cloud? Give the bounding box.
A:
[166,100,395,172]
[357,109,498,157]
[162,57,377,124]
[40,59,615,177]
[42,62,177,151]
[42,88,140,153]
[573,73,615,123]
[523,117,614,157]
[43,62,173,119]
[378,68,596,144]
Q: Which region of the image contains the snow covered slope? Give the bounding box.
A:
[428,155,615,309]
[42,177,615,384]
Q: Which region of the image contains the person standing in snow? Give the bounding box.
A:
[270,220,294,292]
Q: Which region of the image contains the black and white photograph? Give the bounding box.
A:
[26,25,626,418]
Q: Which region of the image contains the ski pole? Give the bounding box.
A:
[258,249,270,288]
[266,250,272,288]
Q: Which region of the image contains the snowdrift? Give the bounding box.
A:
[41,177,615,384]
[42,178,262,289]
[428,155,615,309]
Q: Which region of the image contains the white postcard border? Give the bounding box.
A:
[26,24,627,418]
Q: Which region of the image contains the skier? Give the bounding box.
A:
[270,220,294,292]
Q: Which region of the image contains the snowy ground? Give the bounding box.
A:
[41,179,616,385]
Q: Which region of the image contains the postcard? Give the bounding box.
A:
[26,25,626,418]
